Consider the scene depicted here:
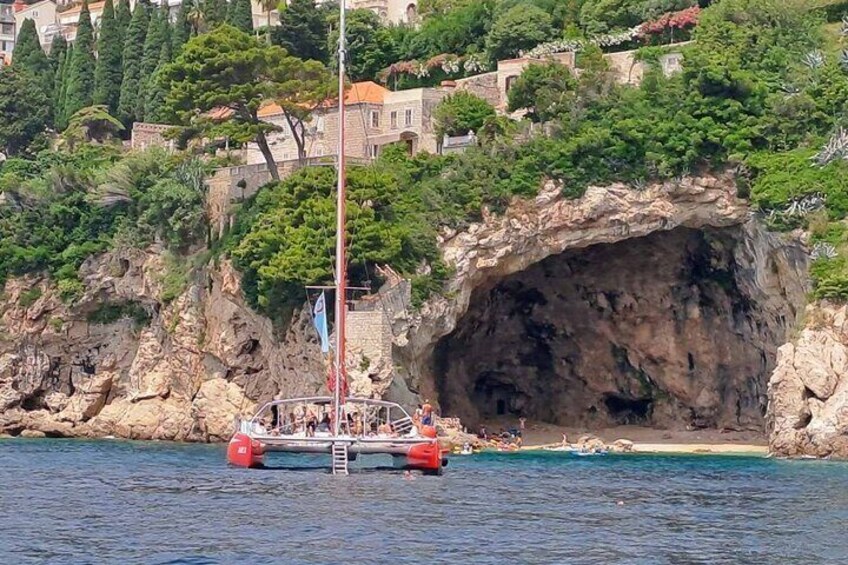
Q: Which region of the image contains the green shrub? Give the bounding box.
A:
[18,287,42,308]
[87,300,151,327]
[159,254,190,304]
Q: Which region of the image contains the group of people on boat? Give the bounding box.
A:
[249,400,436,440]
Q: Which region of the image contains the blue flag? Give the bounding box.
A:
[313,292,330,353]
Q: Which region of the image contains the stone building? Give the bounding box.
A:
[0,0,15,61]
[12,0,56,49]
[245,80,450,165]
[352,0,417,24]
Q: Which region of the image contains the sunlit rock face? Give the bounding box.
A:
[769,304,848,458]
[432,224,807,431]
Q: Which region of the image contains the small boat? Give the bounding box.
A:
[225,0,447,476]
[544,445,574,452]
[575,450,607,457]
[228,397,446,474]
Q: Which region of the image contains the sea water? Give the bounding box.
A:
[1,439,847,564]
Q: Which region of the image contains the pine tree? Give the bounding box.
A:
[12,19,53,94]
[118,1,149,124]
[172,0,191,53]
[227,0,253,33]
[54,43,73,131]
[273,0,328,62]
[137,2,170,121]
[64,0,96,118]
[203,0,228,29]
[115,0,132,42]
[93,0,123,115]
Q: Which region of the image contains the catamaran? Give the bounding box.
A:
[226,1,446,475]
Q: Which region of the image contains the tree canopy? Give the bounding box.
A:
[163,25,325,177]
[64,0,97,117]
[272,0,329,63]
[486,3,556,62]
[0,67,50,156]
[94,0,124,116]
[434,91,496,137]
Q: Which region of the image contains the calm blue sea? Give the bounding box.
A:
[1,439,847,564]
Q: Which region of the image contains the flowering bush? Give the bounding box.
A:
[639,6,700,36]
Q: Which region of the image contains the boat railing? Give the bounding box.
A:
[390,416,414,434]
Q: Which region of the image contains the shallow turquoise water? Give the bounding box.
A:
[1,439,847,564]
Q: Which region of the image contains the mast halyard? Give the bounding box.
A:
[332,0,348,438]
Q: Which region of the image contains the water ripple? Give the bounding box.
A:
[2,440,848,564]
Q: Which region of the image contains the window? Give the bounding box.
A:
[404,109,413,126]
[370,110,379,128]
[505,75,518,93]
[390,111,397,129]
[0,23,14,36]
[315,115,325,133]
[369,144,379,158]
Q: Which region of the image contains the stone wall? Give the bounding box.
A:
[454,72,500,108]
[131,122,175,151]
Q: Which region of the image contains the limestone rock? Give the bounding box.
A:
[20,429,46,438]
[0,249,325,442]
[768,304,848,458]
[610,439,634,453]
[190,378,254,441]
[44,392,71,413]
[58,372,114,423]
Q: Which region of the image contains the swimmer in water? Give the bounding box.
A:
[403,470,414,481]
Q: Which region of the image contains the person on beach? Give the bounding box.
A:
[561,433,568,447]
[519,417,526,432]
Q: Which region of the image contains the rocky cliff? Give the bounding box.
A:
[392,174,808,432]
[768,304,848,458]
[0,172,840,458]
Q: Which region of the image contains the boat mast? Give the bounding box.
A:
[333,0,348,437]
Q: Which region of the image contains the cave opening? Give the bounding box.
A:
[433,226,801,432]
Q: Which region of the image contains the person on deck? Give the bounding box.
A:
[306,411,317,437]
[422,400,433,426]
[317,413,331,433]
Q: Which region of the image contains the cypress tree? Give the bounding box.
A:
[93,0,123,116]
[54,44,74,131]
[48,36,68,126]
[118,1,149,124]
[137,2,169,121]
[12,19,52,94]
[203,0,228,29]
[227,0,253,33]
[144,43,172,124]
[49,35,68,76]
[172,0,191,53]
[115,0,132,42]
[64,0,96,118]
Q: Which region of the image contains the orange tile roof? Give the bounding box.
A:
[207,107,234,120]
[345,81,388,105]
[62,0,105,16]
[257,102,283,118]
[257,81,389,118]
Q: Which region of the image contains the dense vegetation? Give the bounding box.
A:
[3,0,848,319]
